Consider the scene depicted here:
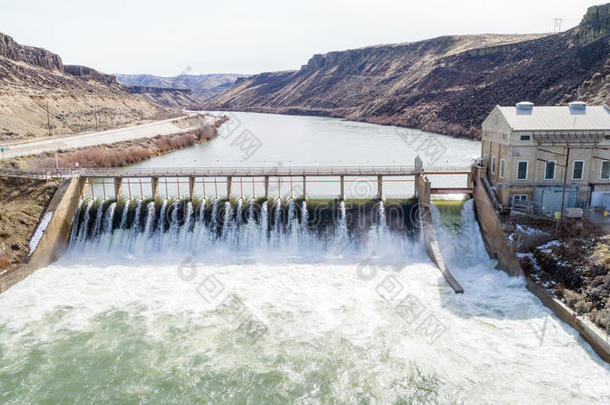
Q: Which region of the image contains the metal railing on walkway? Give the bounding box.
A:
[0,168,74,179]
[481,174,505,213]
[1,165,472,180]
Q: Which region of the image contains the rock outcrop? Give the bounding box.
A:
[0,33,63,71]
[0,33,164,140]
[64,65,118,86]
[206,4,610,139]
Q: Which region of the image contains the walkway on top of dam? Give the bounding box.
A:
[0,165,471,179]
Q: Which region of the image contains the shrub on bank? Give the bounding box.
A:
[33,126,213,169]
[531,239,609,331]
[0,253,10,270]
[591,308,609,331]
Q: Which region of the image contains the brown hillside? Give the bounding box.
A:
[0,33,165,141]
[206,4,610,139]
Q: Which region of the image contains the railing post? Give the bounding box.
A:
[189,176,195,200]
[227,176,232,199]
[114,177,123,199]
[302,176,307,200]
[151,177,159,199]
[264,176,270,200]
[377,175,383,200]
[340,175,345,200]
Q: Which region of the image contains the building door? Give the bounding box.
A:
[535,186,579,215]
[591,191,610,209]
[603,194,610,210]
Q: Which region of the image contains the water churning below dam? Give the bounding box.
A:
[0,198,608,403]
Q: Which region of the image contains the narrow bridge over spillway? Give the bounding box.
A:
[73,163,472,200]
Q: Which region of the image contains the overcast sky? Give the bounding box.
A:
[0,0,602,76]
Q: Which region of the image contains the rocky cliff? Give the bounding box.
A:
[0,33,63,71]
[206,4,610,139]
[63,65,118,86]
[0,33,163,140]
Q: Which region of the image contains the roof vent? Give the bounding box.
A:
[516,101,534,114]
[569,101,587,110]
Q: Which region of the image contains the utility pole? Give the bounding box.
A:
[54,148,59,176]
[557,147,570,237]
[46,99,52,137]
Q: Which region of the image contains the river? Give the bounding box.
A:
[0,112,608,404]
[125,111,478,199]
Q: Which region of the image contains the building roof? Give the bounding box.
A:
[495,104,610,131]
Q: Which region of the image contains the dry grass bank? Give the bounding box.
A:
[2,116,228,170]
[0,177,59,272]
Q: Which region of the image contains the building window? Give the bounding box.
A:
[544,161,556,180]
[517,161,528,180]
[602,161,610,180]
[491,156,496,174]
[520,135,531,141]
[572,161,584,180]
[513,194,528,204]
[500,159,505,178]
[502,134,507,140]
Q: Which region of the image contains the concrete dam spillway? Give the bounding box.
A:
[69,197,420,257]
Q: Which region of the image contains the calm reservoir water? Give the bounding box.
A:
[0,113,609,404]
[124,111,479,199]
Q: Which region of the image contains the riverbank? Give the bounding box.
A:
[503,215,609,335]
[0,177,60,273]
[2,114,221,160]
[1,116,228,170]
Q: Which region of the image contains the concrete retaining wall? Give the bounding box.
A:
[526,278,610,363]
[471,167,523,277]
[0,176,85,293]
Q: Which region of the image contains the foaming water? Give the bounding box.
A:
[0,200,609,403]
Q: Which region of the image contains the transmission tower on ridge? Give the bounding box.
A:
[553,18,563,33]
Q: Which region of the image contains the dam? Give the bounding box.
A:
[0,112,608,403]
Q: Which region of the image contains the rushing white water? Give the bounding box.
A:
[143,202,156,237]
[74,200,93,247]
[90,202,104,240]
[0,199,608,403]
[103,202,116,234]
[119,200,129,230]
